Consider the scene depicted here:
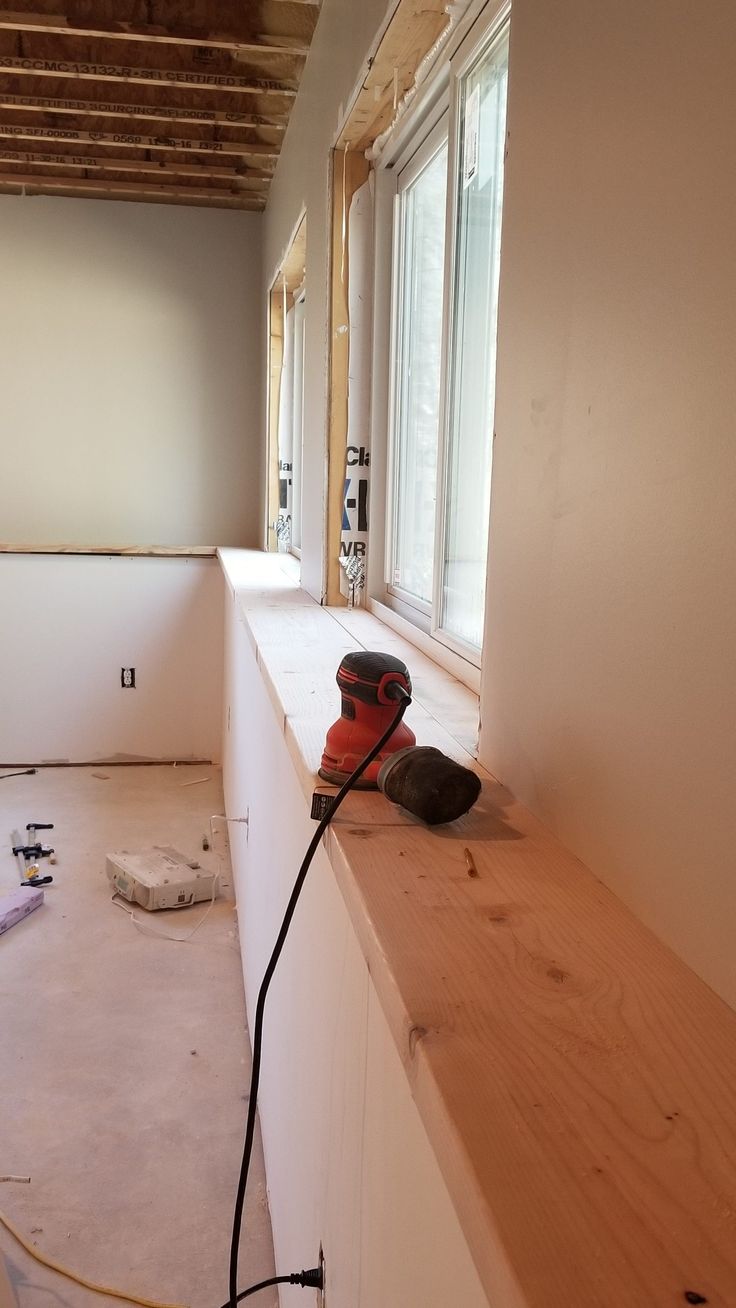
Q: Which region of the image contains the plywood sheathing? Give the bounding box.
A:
[0,0,321,208]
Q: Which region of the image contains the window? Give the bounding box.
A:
[276,289,306,553]
[266,214,306,556]
[389,122,448,609]
[291,291,306,551]
[383,13,510,663]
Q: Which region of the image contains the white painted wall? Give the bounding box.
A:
[480,0,736,1008]
[0,555,223,763]
[222,590,489,1307]
[262,0,394,601]
[0,196,262,547]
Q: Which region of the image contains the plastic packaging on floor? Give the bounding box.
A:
[0,885,44,936]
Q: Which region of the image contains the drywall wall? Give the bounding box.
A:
[222,588,489,1307]
[480,0,736,1008]
[263,0,394,600]
[0,195,262,547]
[0,555,223,763]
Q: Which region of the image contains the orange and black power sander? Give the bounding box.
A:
[319,651,481,824]
[319,651,415,787]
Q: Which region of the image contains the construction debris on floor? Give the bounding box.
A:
[0,765,278,1308]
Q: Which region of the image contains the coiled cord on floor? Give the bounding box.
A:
[0,1206,186,1308]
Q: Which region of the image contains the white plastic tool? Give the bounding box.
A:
[106,846,218,911]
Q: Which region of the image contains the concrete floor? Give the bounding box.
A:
[0,766,278,1308]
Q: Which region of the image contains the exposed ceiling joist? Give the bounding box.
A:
[0,149,271,183]
[0,124,279,158]
[0,55,298,96]
[0,12,310,55]
[0,1,321,207]
[0,92,288,130]
[0,170,265,203]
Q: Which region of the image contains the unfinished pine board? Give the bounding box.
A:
[337,0,450,151]
[0,92,288,129]
[220,550,479,767]
[0,543,217,556]
[327,800,736,1307]
[219,548,736,1308]
[276,211,307,290]
[0,150,270,183]
[0,54,298,94]
[0,170,261,204]
[0,125,279,157]
[328,604,480,755]
[0,14,310,56]
[218,546,303,597]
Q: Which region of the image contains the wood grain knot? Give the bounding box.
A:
[347,828,374,839]
[487,907,510,924]
[408,1024,428,1057]
[684,1293,708,1305]
[547,966,569,984]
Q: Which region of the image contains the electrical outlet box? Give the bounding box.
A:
[121,667,136,688]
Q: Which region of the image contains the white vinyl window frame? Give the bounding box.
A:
[291,286,306,555]
[385,112,450,623]
[369,0,511,680]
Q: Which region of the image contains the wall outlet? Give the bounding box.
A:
[121,667,136,688]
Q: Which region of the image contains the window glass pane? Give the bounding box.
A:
[441,26,509,648]
[291,295,305,549]
[277,303,295,549]
[391,138,448,605]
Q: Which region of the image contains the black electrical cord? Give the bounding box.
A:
[228,687,412,1308]
[219,1266,322,1307]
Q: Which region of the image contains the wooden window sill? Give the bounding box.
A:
[0,544,217,557]
[218,546,736,1308]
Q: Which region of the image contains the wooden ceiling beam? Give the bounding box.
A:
[0,148,271,184]
[0,124,279,158]
[0,169,266,204]
[0,13,310,56]
[0,55,298,96]
[0,92,288,130]
[0,183,262,209]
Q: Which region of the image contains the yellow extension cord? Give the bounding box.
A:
[0,1207,187,1308]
